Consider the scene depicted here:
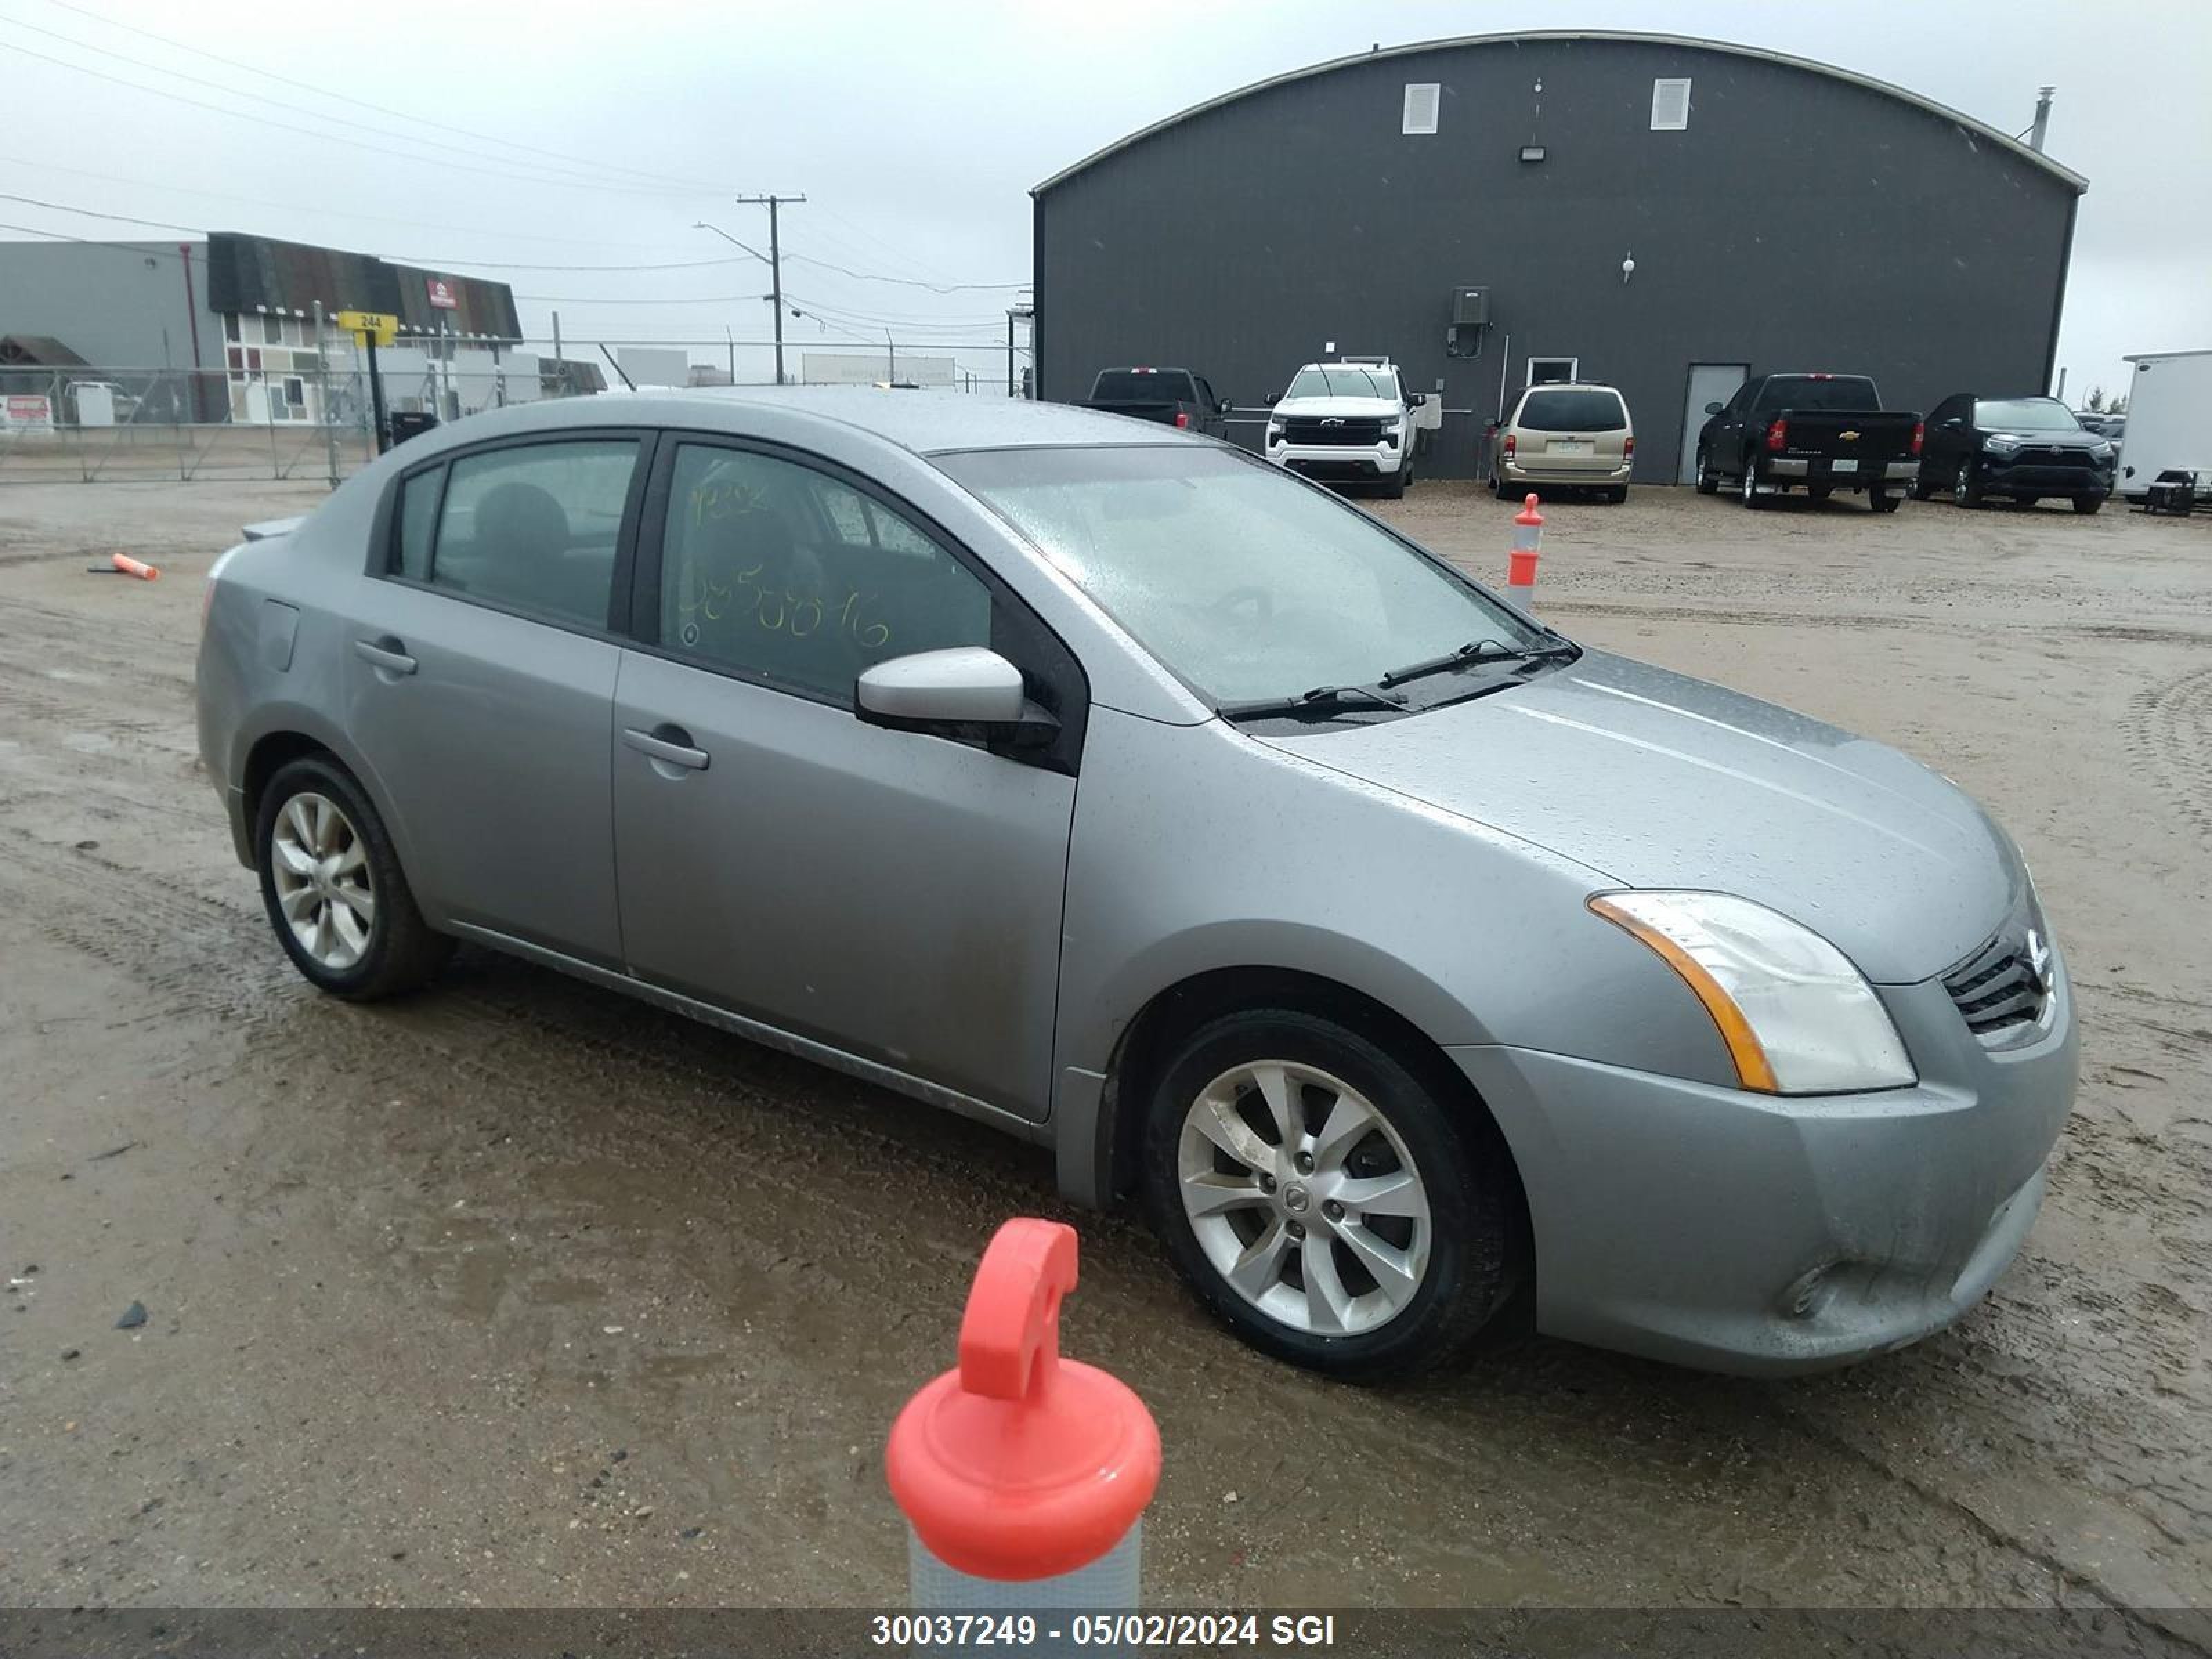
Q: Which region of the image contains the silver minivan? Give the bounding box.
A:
[197,390,2075,1380]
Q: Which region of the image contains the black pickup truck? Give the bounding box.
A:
[1076,366,1232,437]
[1694,373,1923,512]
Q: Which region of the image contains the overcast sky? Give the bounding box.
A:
[3,0,2206,399]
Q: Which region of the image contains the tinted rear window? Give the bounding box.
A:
[1091,370,1196,402]
[1755,377,1881,412]
[1515,389,1627,431]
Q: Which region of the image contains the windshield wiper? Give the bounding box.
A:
[1217,683,1407,723]
[1377,638,1578,690]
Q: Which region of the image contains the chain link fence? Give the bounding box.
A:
[0,326,1027,485]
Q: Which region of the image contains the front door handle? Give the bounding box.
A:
[622,724,711,773]
[353,635,417,675]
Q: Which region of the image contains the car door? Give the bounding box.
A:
[1195,376,1226,439]
[1714,377,1758,470]
[1926,395,1969,481]
[344,431,648,966]
[609,435,1081,1118]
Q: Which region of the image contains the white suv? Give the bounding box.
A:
[1263,357,1423,498]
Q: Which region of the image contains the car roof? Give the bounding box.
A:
[447,385,1184,458]
[1516,381,1623,393]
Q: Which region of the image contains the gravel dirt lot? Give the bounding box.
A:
[1,476,2208,1629]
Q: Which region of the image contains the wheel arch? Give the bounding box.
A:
[236,711,421,897]
[1083,965,1530,1244]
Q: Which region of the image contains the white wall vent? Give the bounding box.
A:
[1402,82,1441,135]
[1651,78,1691,131]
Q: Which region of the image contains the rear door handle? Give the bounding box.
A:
[353,636,417,675]
[622,724,711,773]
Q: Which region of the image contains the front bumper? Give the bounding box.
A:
[1267,441,1407,480]
[1451,959,2078,1376]
[1976,457,2112,496]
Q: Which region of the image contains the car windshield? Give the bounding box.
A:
[1286,366,1398,400]
[938,446,1550,707]
[1975,397,2080,431]
[1092,370,1197,403]
[1755,377,1881,411]
[1517,389,1627,431]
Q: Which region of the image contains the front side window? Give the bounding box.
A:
[1973,397,2079,432]
[941,446,1548,708]
[658,443,990,704]
[1515,389,1627,431]
[1286,366,1400,400]
[426,439,639,628]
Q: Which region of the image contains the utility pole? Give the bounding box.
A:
[312,300,338,487]
[1007,303,1033,398]
[885,328,896,384]
[729,193,805,385]
[2028,86,2055,152]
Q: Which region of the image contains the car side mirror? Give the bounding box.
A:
[1217,397,1233,415]
[1407,392,1427,408]
[1940,417,1965,429]
[1263,392,1280,406]
[856,647,1058,748]
[1703,400,1723,415]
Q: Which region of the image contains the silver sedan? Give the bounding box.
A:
[196,390,2077,1379]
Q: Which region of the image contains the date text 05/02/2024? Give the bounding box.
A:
[870,1613,1340,1648]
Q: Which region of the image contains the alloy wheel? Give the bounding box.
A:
[269,791,376,971]
[1177,1059,1432,1336]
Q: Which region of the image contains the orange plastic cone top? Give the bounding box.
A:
[886,1219,1161,1582]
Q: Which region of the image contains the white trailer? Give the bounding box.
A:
[2115,348,2212,500]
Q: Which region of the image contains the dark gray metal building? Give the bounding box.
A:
[1033,32,2087,483]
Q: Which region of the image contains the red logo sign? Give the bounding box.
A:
[427,277,458,310]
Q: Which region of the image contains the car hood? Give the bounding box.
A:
[1255,650,2018,983]
[1986,428,2110,452]
[1273,395,1403,419]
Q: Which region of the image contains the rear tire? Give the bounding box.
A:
[1740,458,1768,509]
[254,756,452,1001]
[2073,494,2104,515]
[1909,468,1935,500]
[1868,487,1900,514]
[1606,486,1629,505]
[1142,1009,1521,1382]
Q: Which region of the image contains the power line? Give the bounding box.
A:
[0,12,684,195]
[29,0,727,194]
[0,35,706,198]
[782,246,1027,292]
[0,189,198,234]
[0,151,718,250]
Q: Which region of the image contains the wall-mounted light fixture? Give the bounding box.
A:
[1519,144,1547,163]
[1621,253,1638,285]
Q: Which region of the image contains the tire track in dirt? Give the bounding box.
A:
[2127,665,2212,847]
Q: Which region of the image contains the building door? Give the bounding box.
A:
[1678,363,1748,484]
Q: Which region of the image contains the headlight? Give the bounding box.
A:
[2089,440,2114,460]
[1380,421,1403,442]
[1588,891,1915,1094]
[1983,434,2021,456]
[1266,422,1285,444]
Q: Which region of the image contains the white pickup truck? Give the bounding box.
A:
[1262,356,1424,498]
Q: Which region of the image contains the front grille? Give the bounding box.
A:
[2010,447,2096,469]
[1942,912,2053,1043]
[1284,416,1385,445]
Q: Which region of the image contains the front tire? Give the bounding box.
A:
[1142,1009,1520,1381]
[1953,465,1983,509]
[2073,494,2104,515]
[1377,469,1406,500]
[255,756,452,1000]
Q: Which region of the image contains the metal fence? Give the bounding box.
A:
[0,327,1029,485]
